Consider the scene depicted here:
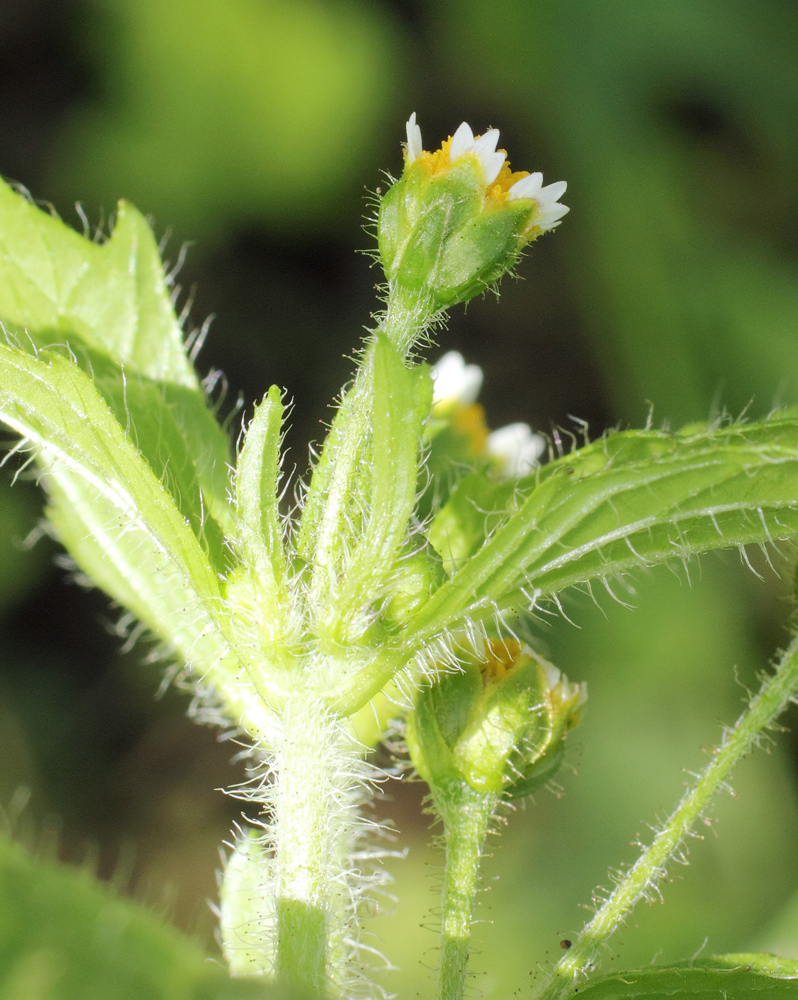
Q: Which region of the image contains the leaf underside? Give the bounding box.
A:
[570,954,798,999]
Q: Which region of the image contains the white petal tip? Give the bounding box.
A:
[537,180,568,205]
[405,112,422,164]
[482,151,507,185]
[508,171,544,200]
[474,128,501,154]
[449,121,475,160]
[487,423,546,477]
[431,351,484,407]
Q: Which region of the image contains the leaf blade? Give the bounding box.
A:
[0,344,263,713]
[234,384,288,598]
[0,182,194,386]
[318,335,432,643]
[570,954,798,999]
[0,180,235,546]
[415,421,798,645]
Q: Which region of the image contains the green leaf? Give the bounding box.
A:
[571,954,798,999]
[0,181,193,386]
[0,343,256,723]
[0,833,291,1000]
[0,179,234,550]
[234,385,288,601]
[298,336,432,643]
[313,335,432,644]
[428,469,519,575]
[413,419,798,646]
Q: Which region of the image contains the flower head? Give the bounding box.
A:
[406,639,586,799]
[405,113,569,234]
[378,114,570,309]
[428,351,546,478]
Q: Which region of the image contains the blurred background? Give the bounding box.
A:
[1,0,798,994]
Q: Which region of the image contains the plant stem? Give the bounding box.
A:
[379,285,439,357]
[531,632,798,1000]
[438,785,497,1000]
[271,694,362,995]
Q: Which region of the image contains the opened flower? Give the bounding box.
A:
[378,113,570,309]
[405,112,569,233]
[429,351,546,477]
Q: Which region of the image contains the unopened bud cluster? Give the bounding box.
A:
[407,640,586,801]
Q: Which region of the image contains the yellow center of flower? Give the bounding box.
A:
[415,137,455,175]
[479,639,525,684]
[415,136,530,204]
[485,160,531,205]
[452,403,489,456]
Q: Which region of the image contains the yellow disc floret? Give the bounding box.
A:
[414,137,454,175]
[479,639,526,684]
[486,159,531,204]
[413,133,530,204]
[452,403,490,457]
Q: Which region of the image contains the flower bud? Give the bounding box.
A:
[378,114,569,309]
[383,547,447,625]
[406,640,585,799]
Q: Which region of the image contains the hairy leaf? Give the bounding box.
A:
[0,180,193,385]
[300,336,432,643]
[234,384,289,598]
[0,344,260,725]
[0,834,289,1000]
[319,335,431,642]
[0,179,234,547]
[570,954,798,999]
[415,420,798,645]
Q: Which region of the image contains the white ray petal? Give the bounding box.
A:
[405,112,423,163]
[481,151,506,185]
[487,423,546,478]
[508,171,543,200]
[473,128,501,155]
[536,180,568,206]
[449,121,475,160]
[539,203,570,225]
[431,351,483,407]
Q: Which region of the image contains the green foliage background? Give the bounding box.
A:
[1,0,797,996]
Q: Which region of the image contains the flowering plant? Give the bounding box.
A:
[0,114,797,1000]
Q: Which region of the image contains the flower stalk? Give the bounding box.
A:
[438,785,497,1000]
[530,632,798,1000]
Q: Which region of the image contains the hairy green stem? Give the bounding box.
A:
[531,631,798,1000]
[270,695,362,995]
[438,785,497,1000]
[379,284,439,357]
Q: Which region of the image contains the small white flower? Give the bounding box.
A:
[486,422,546,478]
[402,114,569,232]
[406,111,423,164]
[431,351,483,409]
[509,175,569,231]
